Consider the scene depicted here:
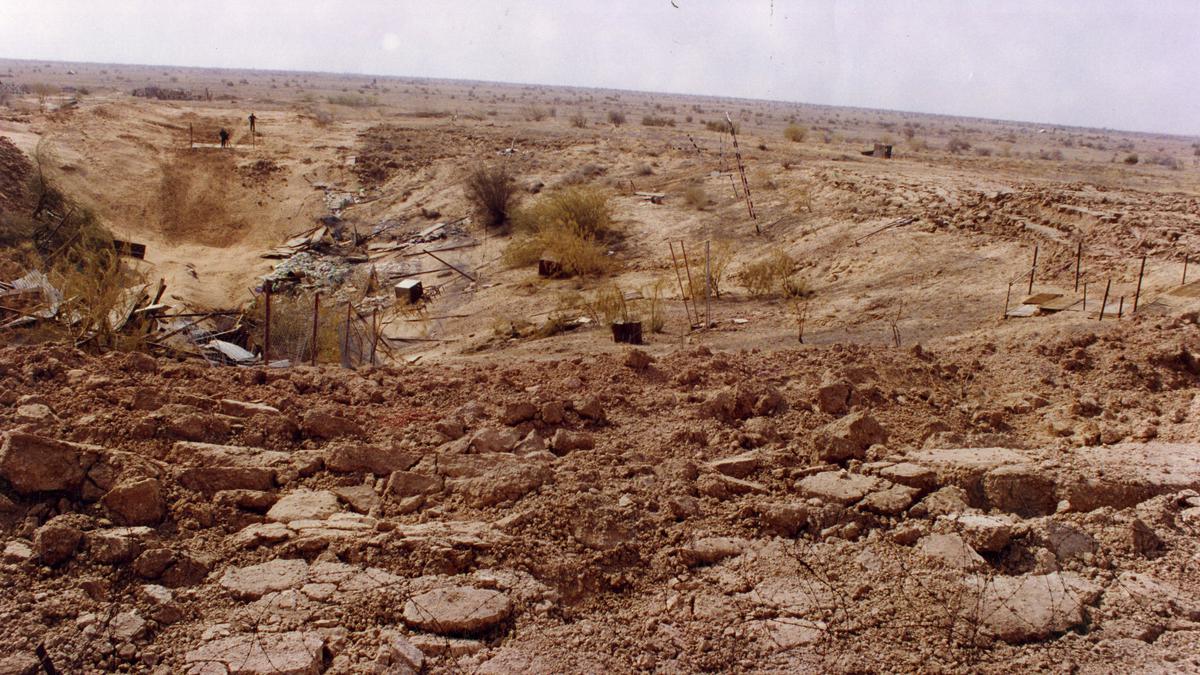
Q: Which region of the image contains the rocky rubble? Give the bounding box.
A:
[0,335,1198,672]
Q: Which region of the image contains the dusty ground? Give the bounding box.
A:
[1,58,1199,673]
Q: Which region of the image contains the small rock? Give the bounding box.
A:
[324,443,418,475]
[624,349,653,370]
[469,428,522,453]
[15,403,54,423]
[34,516,82,566]
[183,631,326,675]
[707,452,760,478]
[2,540,33,563]
[540,401,566,425]
[860,483,919,515]
[576,397,606,423]
[501,402,538,426]
[682,536,748,566]
[218,399,281,418]
[0,432,86,495]
[813,412,887,464]
[102,479,167,526]
[549,429,594,455]
[333,485,380,514]
[815,379,853,415]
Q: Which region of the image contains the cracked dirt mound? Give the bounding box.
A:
[0,315,1198,672]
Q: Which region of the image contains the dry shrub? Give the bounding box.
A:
[581,281,664,331]
[946,137,971,154]
[607,110,626,126]
[504,187,617,277]
[974,146,994,157]
[683,184,709,210]
[1123,153,1139,165]
[641,115,675,127]
[738,249,804,297]
[569,112,588,128]
[634,163,653,176]
[465,164,518,228]
[560,163,606,186]
[685,240,734,299]
[753,167,778,190]
[704,119,740,134]
[784,124,808,142]
[523,106,550,122]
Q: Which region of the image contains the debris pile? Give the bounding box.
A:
[0,321,1197,672]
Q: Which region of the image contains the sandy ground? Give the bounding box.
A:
[1,58,1199,673]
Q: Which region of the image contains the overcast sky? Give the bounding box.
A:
[2,1,1197,135]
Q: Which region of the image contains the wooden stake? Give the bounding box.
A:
[668,242,694,328]
[1028,245,1038,295]
[1080,239,1089,289]
[189,124,193,148]
[1082,282,1087,312]
[1133,255,1146,313]
[1003,281,1012,319]
[370,308,379,366]
[342,302,352,368]
[705,240,712,328]
[1117,295,1124,319]
[680,242,700,328]
[1184,254,1189,285]
[422,249,476,283]
[1098,279,1111,321]
[311,292,320,366]
[262,281,272,367]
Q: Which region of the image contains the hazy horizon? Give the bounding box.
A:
[2,1,1197,136]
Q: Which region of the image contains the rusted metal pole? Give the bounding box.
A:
[1098,279,1111,321]
[1082,282,1087,312]
[1080,239,1089,289]
[726,112,758,232]
[262,281,272,367]
[1117,295,1124,319]
[1133,255,1146,313]
[668,242,694,328]
[1028,245,1038,295]
[311,292,320,366]
[1003,282,1012,319]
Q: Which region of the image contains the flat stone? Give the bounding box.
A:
[707,452,760,478]
[231,522,292,549]
[184,631,325,674]
[2,540,33,563]
[939,513,1014,553]
[682,536,749,566]
[219,558,308,599]
[178,467,274,494]
[918,532,987,571]
[219,399,282,418]
[333,484,380,514]
[402,586,511,635]
[878,462,938,491]
[796,471,879,505]
[324,443,418,475]
[860,483,920,515]
[1113,572,1200,621]
[266,490,341,523]
[966,572,1101,643]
